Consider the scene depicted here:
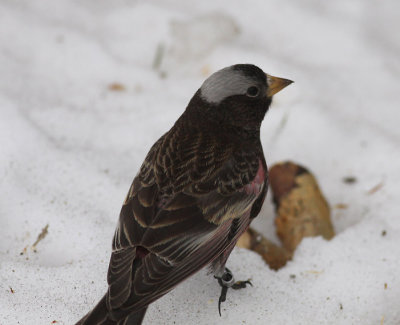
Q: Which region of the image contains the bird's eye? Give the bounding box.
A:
[246,86,259,97]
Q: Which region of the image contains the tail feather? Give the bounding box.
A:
[75,295,148,325]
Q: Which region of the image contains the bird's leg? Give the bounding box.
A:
[215,267,252,316]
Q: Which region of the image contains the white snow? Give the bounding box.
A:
[1,0,400,324]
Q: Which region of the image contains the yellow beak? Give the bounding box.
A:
[266,74,293,97]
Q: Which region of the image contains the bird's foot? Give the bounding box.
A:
[215,268,252,316]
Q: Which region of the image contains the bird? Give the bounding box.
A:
[76,64,293,325]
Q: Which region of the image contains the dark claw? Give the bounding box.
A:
[232,279,252,290]
[215,268,252,316]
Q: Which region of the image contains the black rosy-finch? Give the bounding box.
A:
[76,64,293,325]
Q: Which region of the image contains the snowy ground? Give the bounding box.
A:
[1,0,400,324]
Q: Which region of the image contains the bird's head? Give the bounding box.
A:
[193,64,293,130]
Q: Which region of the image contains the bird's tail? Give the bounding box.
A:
[76,294,148,325]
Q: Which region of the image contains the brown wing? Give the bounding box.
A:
[105,127,265,321]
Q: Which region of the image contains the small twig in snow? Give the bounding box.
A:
[333,203,348,210]
[32,224,49,252]
[270,113,289,143]
[305,270,324,275]
[152,43,165,71]
[367,182,384,195]
[108,83,126,91]
[343,176,357,184]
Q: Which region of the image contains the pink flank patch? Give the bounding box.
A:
[243,160,265,195]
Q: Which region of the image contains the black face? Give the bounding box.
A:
[217,90,272,129]
[215,64,271,129]
[187,64,276,133]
